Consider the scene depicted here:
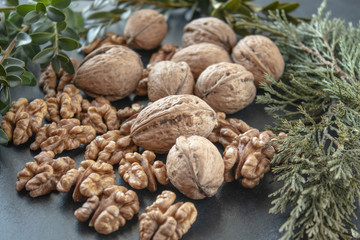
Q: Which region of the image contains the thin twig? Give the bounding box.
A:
[0,7,16,11]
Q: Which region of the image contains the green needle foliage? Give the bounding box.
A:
[238,1,360,239]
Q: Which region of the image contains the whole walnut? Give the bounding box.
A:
[195,62,256,114]
[130,95,216,153]
[232,35,285,87]
[171,43,231,79]
[147,61,194,102]
[73,45,143,101]
[182,17,237,52]
[124,9,167,50]
[166,135,224,199]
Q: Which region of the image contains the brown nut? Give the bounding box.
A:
[195,62,256,114]
[182,17,237,52]
[124,9,167,50]
[149,43,179,65]
[171,43,231,79]
[130,95,216,153]
[73,45,143,101]
[232,35,285,86]
[166,135,224,199]
[148,61,194,102]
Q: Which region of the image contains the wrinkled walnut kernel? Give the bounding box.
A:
[74,185,140,234]
[57,160,116,202]
[149,43,180,65]
[1,98,47,145]
[139,190,197,240]
[85,130,137,165]
[118,151,169,192]
[16,151,76,197]
[30,118,96,154]
[223,129,286,188]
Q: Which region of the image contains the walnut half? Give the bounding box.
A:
[139,190,197,240]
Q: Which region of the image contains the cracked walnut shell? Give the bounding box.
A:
[195,62,256,114]
[130,95,216,153]
[139,190,197,240]
[167,135,224,199]
[16,151,76,197]
[171,43,231,79]
[1,98,47,145]
[118,151,169,192]
[74,185,140,234]
[124,9,167,50]
[232,35,285,86]
[182,17,237,52]
[73,45,143,101]
[57,160,116,202]
[148,61,194,102]
[30,118,96,155]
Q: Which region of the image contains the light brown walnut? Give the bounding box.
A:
[16,151,76,197]
[30,118,96,154]
[83,33,127,54]
[139,190,197,240]
[118,151,169,192]
[182,17,237,52]
[124,9,167,50]
[147,61,194,102]
[130,95,216,153]
[57,160,116,202]
[223,128,286,188]
[171,43,231,79]
[85,130,137,165]
[74,185,140,234]
[167,136,224,199]
[1,98,47,145]
[232,35,285,87]
[195,62,256,114]
[73,45,143,101]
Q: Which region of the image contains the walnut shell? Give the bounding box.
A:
[73,45,143,101]
[130,95,216,153]
[148,61,195,102]
[232,35,284,87]
[182,17,237,52]
[166,135,224,199]
[124,9,167,50]
[171,43,231,79]
[195,62,256,114]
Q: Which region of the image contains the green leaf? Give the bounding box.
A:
[2,57,25,67]
[51,55,61,73]
[0,128,9,145]
[20,70,36,86]
[36,2,47,12]
[0,84,10,107]
[34,0,51,5]
[32,48,55,64]
[0,64,6,77]
[22,44,41,59]
[16,4,36,17]
[0,12,7,35]
[5,65,24,76]
[23,10,40,24]
[16,32,32,47]
[46,6,65,22]
[262,1,279,11]
[278,3,300,13]
[58,37,80,51]
[59,54,74,74]
[86,11,116,20]
[223,0,243,13]
[30,32,54,44]
[60,27,80,41]
[32,18,54,33]
[56,21,67,31]
[63,8,84,33]
[6,75,22,87]
[5,20,18,36]
[51,0,71,9]
[8,12,23,28]
[6,0,19,6]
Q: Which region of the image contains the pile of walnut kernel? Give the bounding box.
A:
[2,9,288,239]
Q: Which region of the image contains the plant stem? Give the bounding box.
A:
[0,25,30,65]
[54,23,59,55]
[0,7,16,11]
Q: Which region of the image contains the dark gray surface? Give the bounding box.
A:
[1,1,359,240]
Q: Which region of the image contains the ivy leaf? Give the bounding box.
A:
[0,128,8,145]
[30,32,54,44]
[58,53,74,74]
[16,4,36,17]
[46,6,65,22]
[5,65,24,76]
[32,47,55,64]
[51,0,71,9]
[36,2,47,13]
[2,57,25,67]
[6,75,22,87]
[16,32,32,47]
[23,10,40,25]
[20,70,36,86]
[51,55,61,73]
[0,64,6,77]
[58,37,80,51]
